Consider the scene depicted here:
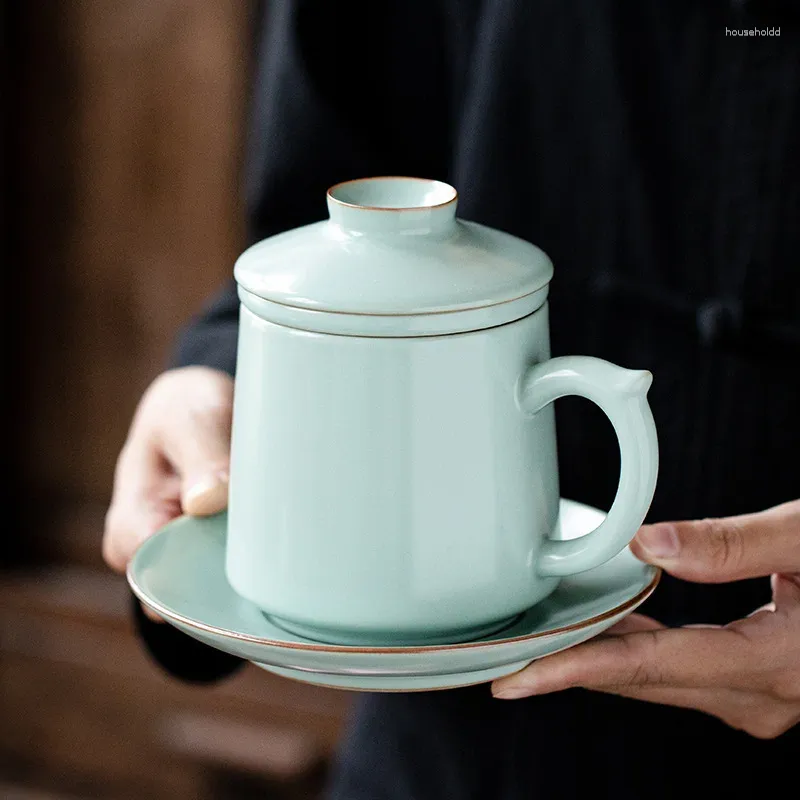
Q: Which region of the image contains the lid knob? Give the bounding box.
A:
[326,177,458,235]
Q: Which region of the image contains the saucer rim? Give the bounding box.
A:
[254,662,527,693]
[128,501,660,655]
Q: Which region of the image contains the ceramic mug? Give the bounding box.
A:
[226,177,659,646]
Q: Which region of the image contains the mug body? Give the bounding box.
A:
[226,303,560,645]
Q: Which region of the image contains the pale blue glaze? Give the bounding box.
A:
[237,285,549,337]
[233,176,554,336]
[127,500,660,691]
[228,304,559,643]
[226,178,659,645]
[519,357,658,575]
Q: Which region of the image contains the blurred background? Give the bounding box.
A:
[2,3,350,798]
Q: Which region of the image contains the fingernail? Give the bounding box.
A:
[183,470,229,516]
[492,685,532,700]
[635,523,680,559]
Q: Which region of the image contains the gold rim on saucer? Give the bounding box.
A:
[128,554,660,655]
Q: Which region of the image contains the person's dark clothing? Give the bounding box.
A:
[137,0,800,796]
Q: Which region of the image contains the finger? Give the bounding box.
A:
[604,613,665,636]
[155,394,232,517]
[747,602,776,618]
[682,623,723,629]
[590,683,738,718]
[103,441,181,572]
[630,499,800,582]
[141,602,164,623]
[182,470,229,516]
[491,627,755,698]
[772,572,800,611]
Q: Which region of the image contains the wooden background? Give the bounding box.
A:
[3,3,350,798]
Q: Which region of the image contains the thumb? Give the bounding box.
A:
[630,499,800,583]
[160,406,232,518]
[182,467,229,517]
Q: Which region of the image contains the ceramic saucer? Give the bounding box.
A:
[128,499,659,692]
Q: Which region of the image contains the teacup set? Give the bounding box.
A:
[128,177,660,691]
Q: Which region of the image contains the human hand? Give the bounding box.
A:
[491,500,800,739]
[103,367,234,618]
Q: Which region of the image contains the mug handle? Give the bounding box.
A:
[518,356,659,577]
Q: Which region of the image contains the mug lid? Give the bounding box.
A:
[234,177,553,336]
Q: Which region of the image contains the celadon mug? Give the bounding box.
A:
[227,177,658,646]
